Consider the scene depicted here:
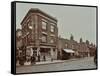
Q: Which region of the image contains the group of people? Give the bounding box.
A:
[24,55,49,65]
[17,54,48,66]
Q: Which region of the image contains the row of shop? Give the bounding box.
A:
[16,46,92,66]
[16,46,58,66]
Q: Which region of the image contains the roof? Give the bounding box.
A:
[21,8,57,25]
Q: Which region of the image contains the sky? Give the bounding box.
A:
[16,2,97,44]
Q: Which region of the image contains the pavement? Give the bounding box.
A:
[17,58,80,66]
[36,60,63,65]
[36,58,78,65]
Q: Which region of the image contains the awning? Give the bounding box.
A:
[63,49,75,53]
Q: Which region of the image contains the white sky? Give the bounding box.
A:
[16,2,97,44]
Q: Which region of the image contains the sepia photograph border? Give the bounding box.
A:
[11,1,98,75]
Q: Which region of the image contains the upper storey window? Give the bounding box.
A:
[42,21,47,30]
[50,25,55,32]
[41,35,47,43]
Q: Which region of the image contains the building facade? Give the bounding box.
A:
[16,29,24,65]
[77,42,90,57]
[21,8,58,61]
[58,35,96,59]
[58,35,78,59]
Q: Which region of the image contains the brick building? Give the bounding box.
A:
[16,29,23,65]
[16,29,23,49]
[88,43,96,56]
[77,38,90,57]
[21,8,58,61]
[58,35,77,59]
[58,35,96,59]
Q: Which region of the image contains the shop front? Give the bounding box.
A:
[25,46,58,64]
[61,49,75,60]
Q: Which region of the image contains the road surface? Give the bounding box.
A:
[16,57,97,73]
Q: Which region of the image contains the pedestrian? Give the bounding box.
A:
[38,55,40,62]
[51,57,53,62]
[31,55,36,65]
[43,55,46,61]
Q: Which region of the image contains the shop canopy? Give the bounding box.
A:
[63,49,75,53]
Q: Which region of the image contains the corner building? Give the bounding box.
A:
[21,8,58,61]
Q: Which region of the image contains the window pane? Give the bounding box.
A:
[41,35,47,42]
[50,39,54,43]
[42,21,47,30]
[51,25,54,32]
